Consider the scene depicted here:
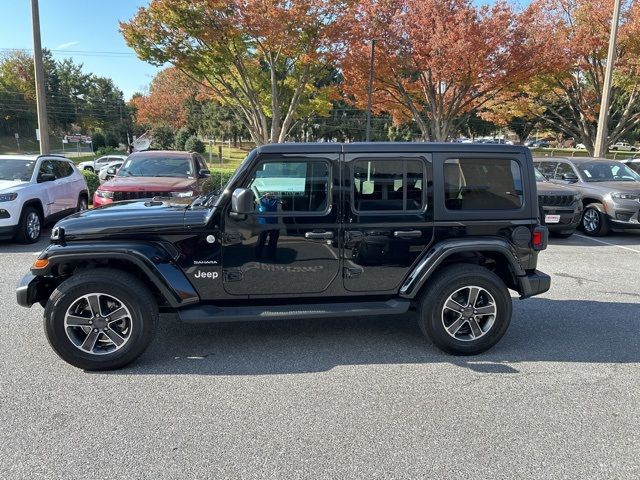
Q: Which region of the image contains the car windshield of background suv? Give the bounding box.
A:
[579,163,640,182]
[117,157,194,178]
[0,159,36,182]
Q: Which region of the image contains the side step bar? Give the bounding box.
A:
[177,299,411,324]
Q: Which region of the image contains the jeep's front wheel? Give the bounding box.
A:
[44,269,158,370]
[418,264,512,355]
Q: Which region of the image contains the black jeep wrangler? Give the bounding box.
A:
[17,143,550,370]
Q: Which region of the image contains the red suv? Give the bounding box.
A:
[93,150,210,206]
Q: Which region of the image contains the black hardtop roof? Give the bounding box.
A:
[533,156,620,165]
[256,142,528,155]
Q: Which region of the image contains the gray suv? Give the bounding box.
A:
[534,157,640,236]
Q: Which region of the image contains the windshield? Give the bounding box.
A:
[118,155,194,178]
[534,168,546,182]
[578,162,640,182]
[0,159,36,181]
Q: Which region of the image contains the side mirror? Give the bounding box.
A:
[199,169,211,178]
[38,173,55,183]
[562,172,579,183]
[231,188,255,217]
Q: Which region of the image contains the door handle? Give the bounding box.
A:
[393,230,422,238]
[305,231,334,240]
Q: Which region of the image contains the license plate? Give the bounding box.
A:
[545,214,561,224]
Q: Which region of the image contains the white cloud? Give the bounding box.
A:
[55,41,79,50]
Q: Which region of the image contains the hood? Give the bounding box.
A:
[536,181,579,196]
[54,198,211,240]
[579,181,640,194]
[99,176,197,192]
[0,179,29,192]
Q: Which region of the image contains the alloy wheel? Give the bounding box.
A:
[26,211,41,240]
[441,286,497,341]
[64,293,133,355]
[583,209,599,233]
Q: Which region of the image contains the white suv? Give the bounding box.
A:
[0,155,89,243]
[78,154,127,172]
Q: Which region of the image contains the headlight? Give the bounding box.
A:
[95,190,114,199]
[170,191,194,198]
[611,192,640,201]
[0,192,18,202]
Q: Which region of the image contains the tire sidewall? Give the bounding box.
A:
[582,206,608,236]
[44,276,155,370]
[421,267,512,355]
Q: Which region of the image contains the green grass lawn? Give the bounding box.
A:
[204,144,251,171]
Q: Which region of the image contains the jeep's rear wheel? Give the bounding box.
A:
[418,264,512,355]
[76,194,88,212]
[44,269,158,370]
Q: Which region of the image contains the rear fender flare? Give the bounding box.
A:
[399,237,525,299]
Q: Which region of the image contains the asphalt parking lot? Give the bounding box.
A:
[1,232,639,479]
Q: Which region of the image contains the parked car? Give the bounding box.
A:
[575,143,586,150]
[620,158,640,175]
[534,168,582,238]
[530,140,550,148]
[17,143,551,370]
[533,157,640,236]
[98,160,124,183]
[610,142,637,152]
[78,154,127,173]
[0,154,88,243]
[93,150,211,207]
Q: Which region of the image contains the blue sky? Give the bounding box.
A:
[0,0,162,99]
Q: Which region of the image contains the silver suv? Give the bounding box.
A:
[534,157,640,236]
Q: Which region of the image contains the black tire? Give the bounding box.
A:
[77,194,88,212]
[43,268,158,370]
[581,204,610,236]
[83,166,94,173]
[15,206,42,244]
[418,264,512,355]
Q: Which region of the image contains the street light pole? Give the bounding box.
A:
[30,0,50,154]
[593,0,622,158]
[365,39,376,142]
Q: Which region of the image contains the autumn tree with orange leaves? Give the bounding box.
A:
[500,0,640,155]
[121,0,342,145]
[341,0,558,142]
[129,67,197,129]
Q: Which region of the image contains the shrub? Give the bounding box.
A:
[201,168,236,194]
[105,131,120,148]
[96,146,116,156]
[184,135,206,154]
[174,127,193,150]
[82,170,100,202]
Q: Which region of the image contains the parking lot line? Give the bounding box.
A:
[574,234,640,253]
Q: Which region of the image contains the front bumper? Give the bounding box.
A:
[518,270,551,299]
[16,272,53,308]
[542,206,582,233]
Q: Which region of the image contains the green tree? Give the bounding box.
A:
[151,125,175,149]
[174,127,193,150]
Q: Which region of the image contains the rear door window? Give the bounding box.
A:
[444,158,523,210]
[352,159,425,212]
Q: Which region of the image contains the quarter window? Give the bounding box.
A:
[352,159,425,212]
[444,158,523,210]
[248,160,329,213]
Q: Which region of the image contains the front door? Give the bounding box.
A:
[222,153,340,296]
[342,154,434,292]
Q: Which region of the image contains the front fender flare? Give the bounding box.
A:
[399,237,525,299]
[32,241,199,308]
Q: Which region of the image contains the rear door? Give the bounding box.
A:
[37,160,66,216]
[342,153,433,292]
[52,159,77,211]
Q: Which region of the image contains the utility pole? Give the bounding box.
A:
[31,0,50,154]
[594,0,622,158]
[365,39,376,142]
